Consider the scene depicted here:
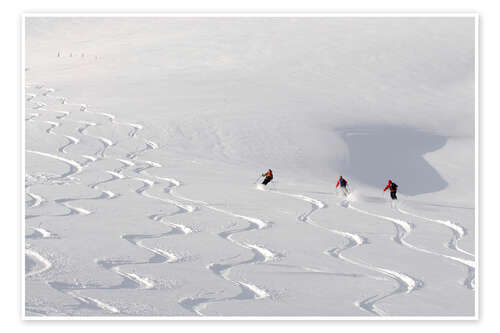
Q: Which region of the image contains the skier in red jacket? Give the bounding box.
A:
[336,176,350,196]
[383,179,398,200]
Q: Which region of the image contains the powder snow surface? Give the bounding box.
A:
[24,17,475,317]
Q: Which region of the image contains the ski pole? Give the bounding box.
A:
[255,175,263,184]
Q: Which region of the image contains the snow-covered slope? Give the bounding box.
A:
[24,17,475,317]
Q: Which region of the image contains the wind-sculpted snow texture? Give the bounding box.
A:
[25,17,475,317]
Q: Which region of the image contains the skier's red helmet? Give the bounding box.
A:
[388,179,392,184]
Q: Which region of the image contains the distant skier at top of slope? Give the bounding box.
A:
[383,179,398,200]
[336,176,350,196]
[261,169,273,185]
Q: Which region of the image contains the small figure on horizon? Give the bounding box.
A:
[384,179,398,200]
[336,176,350,196]
[261,169,274,186]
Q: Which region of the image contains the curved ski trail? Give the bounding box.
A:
[397,207,474,257]
[26,150,83,179]
[121,214,193,266]
[26,86,278,315]
[26,188,45,208]
[262,187,421,316]
[58,135,80,154]
[25,86,172,314]
[93,215,194,294]
[132,177,196,215]
[67,292,120,314]
[26,249,52,278]
[348,204,475,290]
[151,178,274,315]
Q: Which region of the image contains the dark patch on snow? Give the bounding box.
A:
[339,126,448,195]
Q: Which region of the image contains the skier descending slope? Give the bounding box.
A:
[384,179,399,200]
[336,176,350,197]
[261,169,274,186]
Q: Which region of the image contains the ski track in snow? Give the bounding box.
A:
[34,99,199,313]
[25,89,180,315]
[26,249,52,278]
[125,135,159,160]
[54,110,70,120]
[47,279,122,315]
[27,132,116,218]
[71,119,115,158]
[150,177,275,315]
[395,207,476,289]
[58,135,80,154]
[78,104,143,138]
[67,292,120,314]
[95,136,115,158]
[76,120,97,135]
[180,224,275,315]
[117,214,195,273]
[42,88,55,96]
[397,208,474,258]
[149,213,194,235]
[36,108,70,120]
[347,204,475,290]
[42,120,60,135]
[115,158,135,173]
[53,192,124,216]
[161,176,269,229]
[260,186,423,316]
[32,101,47,110]
[47,255,154,316]
[107,265,156,290]
[74,215,194,306]
[132,177,196,215]
[129,161,276,315]
[81,212,195,303]
[26,93,36,101]
[89,170,125,189]
[98,176,195,293]
[26,150,83,179]
[26,188,45,209]
[25,93,147,223]
[26,114,111,222]
[27,226,56,239]
[26,112,40,121]
[45,190,119,217]
[26,82,474,316]
[23,85,407,316]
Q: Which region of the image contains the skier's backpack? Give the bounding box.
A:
[390,182,398,191]
[340,178,347,187]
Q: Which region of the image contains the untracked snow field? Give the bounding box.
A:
[23,17,476,317]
